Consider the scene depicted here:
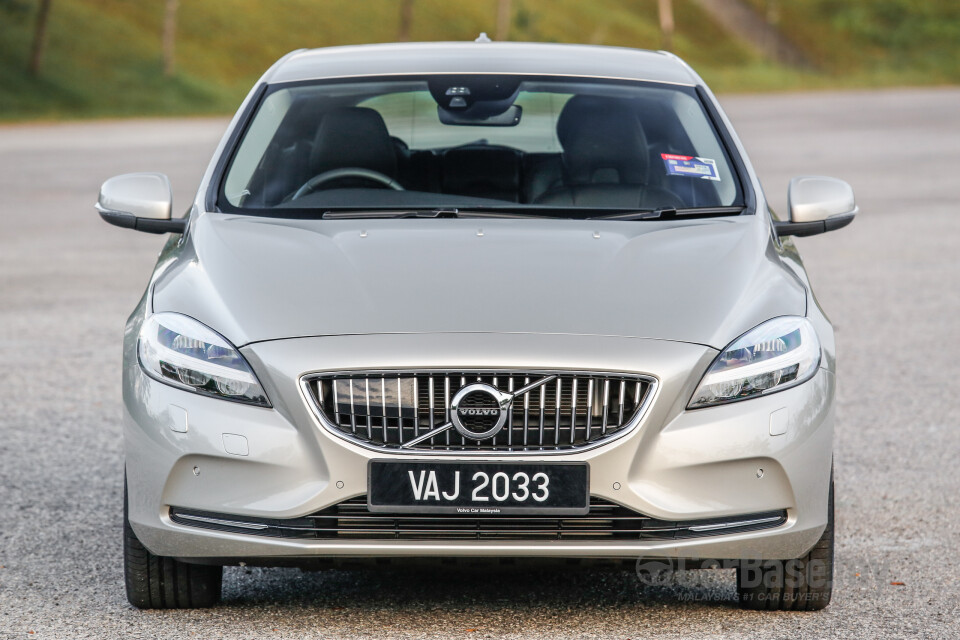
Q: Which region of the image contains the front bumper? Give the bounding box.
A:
[124,332,834,562]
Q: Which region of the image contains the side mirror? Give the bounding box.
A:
[775,176,857,238]
[95,173,186,234]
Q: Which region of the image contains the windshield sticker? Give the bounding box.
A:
[661,154,720,181]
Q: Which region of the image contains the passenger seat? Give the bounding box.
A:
[535,96,683,208]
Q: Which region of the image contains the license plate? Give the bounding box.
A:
[367,460,589,515]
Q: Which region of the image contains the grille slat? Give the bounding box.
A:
[601,379,610,435]
[332,379,340,421]
[538,384,546,446]
[413,377,419,438]
[396,375,404,445]
[365,378,372,438]
[348,380,356,433]
[428,377,435,431]
[618,380,625,426]
[569,378,578,445]
[380,377,388,442]
[585,378,594,440]
[522,377,530,446]
[554,378,562,446]
[507,376,514,447]
[444,375,451,447]
[492,375,499,448]
[460,375,467,448]
[306,370,654,454]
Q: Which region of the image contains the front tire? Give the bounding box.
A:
[736,475,834,611]
[124,480,222,609]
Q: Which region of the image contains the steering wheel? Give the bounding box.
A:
[291,167,404,200]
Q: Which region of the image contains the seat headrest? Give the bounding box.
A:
[309,107,397,179]
[556,96,648,185]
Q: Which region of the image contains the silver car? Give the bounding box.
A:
[98,42,855,611]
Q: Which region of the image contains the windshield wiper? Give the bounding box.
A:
[589,206,746,221]
[321,205,745,221]
[321,208,551,220]
[322,208,461,220]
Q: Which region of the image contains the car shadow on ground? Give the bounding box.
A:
[219,564,741,612]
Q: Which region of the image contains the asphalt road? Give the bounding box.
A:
[1,88,959,639]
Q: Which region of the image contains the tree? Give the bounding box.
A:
[658,0,674,52]
[496,0,512,41]
[397,0,414,42]
[28,0,53,76]
[162,0,178,76]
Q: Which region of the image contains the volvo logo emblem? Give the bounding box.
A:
[450,383,512,440]
[460,408,499,416]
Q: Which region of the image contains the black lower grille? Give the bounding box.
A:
[170,498,786,542]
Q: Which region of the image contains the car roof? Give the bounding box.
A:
[264,42,702,87]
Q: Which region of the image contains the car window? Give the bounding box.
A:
[220,76,744,214]
[360,91,570,153]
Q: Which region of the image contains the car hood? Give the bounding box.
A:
[152,213,806,349]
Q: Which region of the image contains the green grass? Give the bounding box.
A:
[745,0,960,79]
[1,0,958,121]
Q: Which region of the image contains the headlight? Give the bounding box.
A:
[688,316,820,409]
[137,312,270,406]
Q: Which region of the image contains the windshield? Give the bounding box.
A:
[220,75,744,216]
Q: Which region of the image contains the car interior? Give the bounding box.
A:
[231,79,736,213]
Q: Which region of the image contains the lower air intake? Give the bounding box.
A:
[170,498,786,542]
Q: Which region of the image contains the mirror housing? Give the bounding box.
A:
[96,173,186,234]
[775,176,857,237]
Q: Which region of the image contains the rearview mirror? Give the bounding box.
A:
[775,176,857,237]
[96,173,186,234]
[438,104,522,126]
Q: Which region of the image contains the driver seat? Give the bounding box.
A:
[308,107,399,184]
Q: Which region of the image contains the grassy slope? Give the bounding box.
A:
[746,0,960,79]
[0,0,957,120]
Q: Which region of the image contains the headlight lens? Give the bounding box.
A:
[137,312,270,406]
[688,316,820,409]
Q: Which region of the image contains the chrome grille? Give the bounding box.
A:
[302,371,655,453]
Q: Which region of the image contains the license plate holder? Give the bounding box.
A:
[367,460,589,516]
